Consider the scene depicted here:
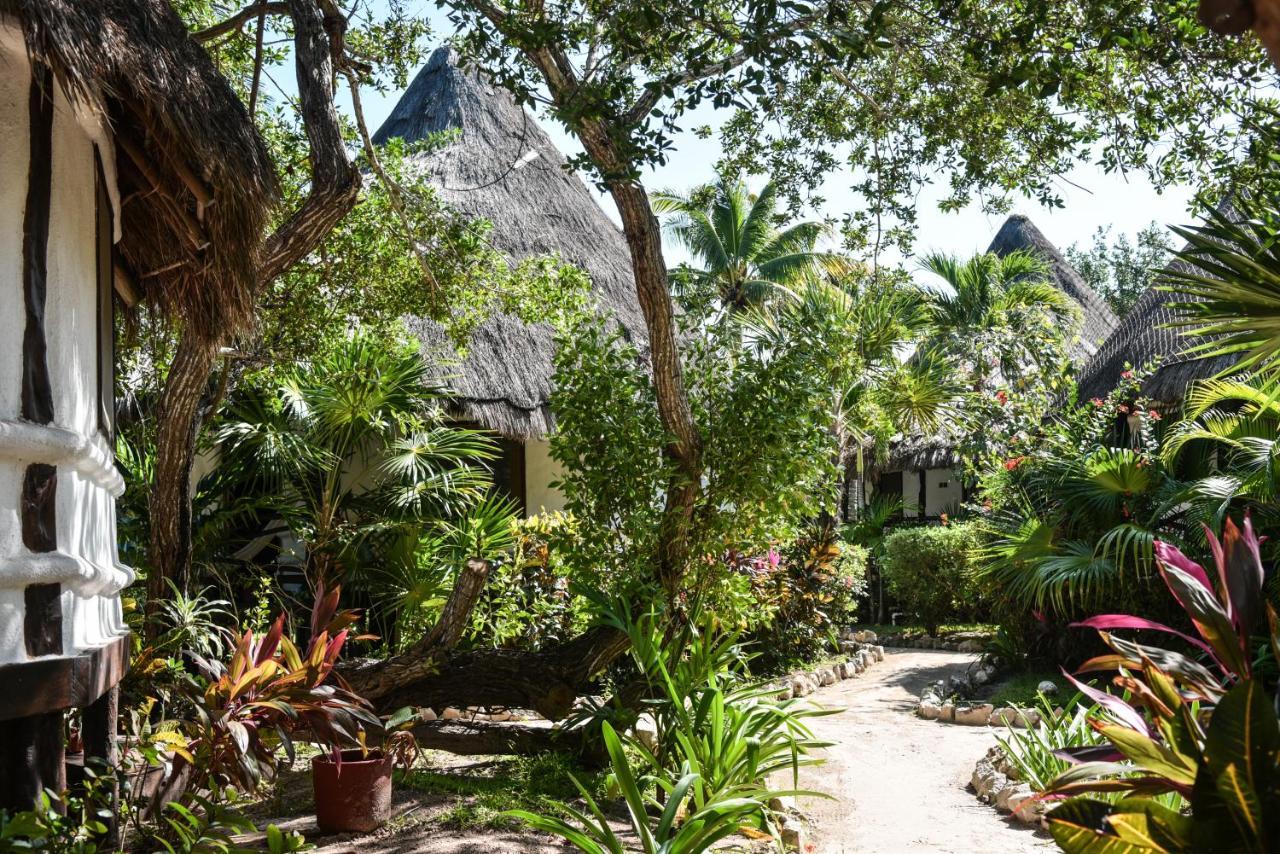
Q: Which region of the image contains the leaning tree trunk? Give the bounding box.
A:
[145,333,217,627]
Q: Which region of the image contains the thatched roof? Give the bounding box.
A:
[3,0,277,340]
[375,46,645,439]
[1074,201,1240,406]
[880,432,960,473]
[986,215,1119,364]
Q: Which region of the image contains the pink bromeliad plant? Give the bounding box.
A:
[1042,515,1280,853]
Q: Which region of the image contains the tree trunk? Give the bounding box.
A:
[604,180,704,595]
[145,333,216,625]
[144,0,361,611]
[346,624,629,721]
[342,558,630,721]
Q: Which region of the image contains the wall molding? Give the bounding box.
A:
[0,551,133,595]
[0,419,124,497]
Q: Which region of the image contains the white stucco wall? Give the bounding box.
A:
[0,29,130,665]
[902,470,921,518]
[924,467,964,518]
[523,439,566,516]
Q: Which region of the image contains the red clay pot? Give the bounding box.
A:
[312,749,394,833]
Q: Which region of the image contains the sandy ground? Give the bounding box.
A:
[788,648,1053,853]
[247,649,1052,853]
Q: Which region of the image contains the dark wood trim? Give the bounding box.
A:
[917,469,927,519]
[95,152,116,442]
[20,463,57,553]
[21,62,55,426]
[0,635,130,722]
[23,584,62,658]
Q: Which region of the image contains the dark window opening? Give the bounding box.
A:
[94,152,116,442]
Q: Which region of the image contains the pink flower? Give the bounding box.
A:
[1121,370,1134,380]
[1148,409,1162,421]
[995,390,1008,405]
[1117,404,1130,414]
[766,548,781,569]
[1090,397,1105,408]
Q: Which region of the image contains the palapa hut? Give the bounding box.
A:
[865,215,1119,520]
[374,47,646,516]
[1074,202,1241,409]
[0,0,274,809]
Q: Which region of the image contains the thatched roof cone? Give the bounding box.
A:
[376,47,645,439]
[986,215,1119,364]
[1074,201,1240,406]
[4,0,278,340]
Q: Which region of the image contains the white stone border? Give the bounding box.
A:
[970,745,1048,828]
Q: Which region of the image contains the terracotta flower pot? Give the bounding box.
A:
[312,749,394,833]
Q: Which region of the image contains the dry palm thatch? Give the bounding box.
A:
[987,214,1119,364]
[1075,201,1241,406]
[2,0,278,341]
[375,46,646,440]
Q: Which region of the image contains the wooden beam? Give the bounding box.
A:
[112,259,139,307]
[119,94,213,210]
[115,132,209,252]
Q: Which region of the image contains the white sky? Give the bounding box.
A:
[343,17,1199,271]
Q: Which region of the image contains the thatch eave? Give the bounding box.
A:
[3,0,278,340]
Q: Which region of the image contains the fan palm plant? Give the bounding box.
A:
[976,374,1192,622]
[653,177,833,313]
[207,336,504,592]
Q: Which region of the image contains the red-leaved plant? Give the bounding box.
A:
[1041,516,1280,852]
[178,584,382,794]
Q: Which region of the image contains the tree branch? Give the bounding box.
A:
[256,0,362,285]
[193,1,290,42]
[622,9,827,127]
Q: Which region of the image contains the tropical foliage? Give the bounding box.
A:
[1043,516,1280,853]
[1163,190,1280,397]
[881,522,984,636]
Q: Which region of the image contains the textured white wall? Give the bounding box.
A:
[924,467,965,518]
[0,26,130,665]
[523,439,566,516]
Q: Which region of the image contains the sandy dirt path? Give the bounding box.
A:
[788,648,1054,854]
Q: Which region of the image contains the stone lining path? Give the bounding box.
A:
[785,648,1054,853]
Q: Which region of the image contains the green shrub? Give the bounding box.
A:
[881,522,981,636]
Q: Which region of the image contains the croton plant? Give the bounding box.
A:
[1043,516,1279,852]
[178,585,382,793]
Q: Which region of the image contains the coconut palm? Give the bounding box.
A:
[921,249,1081,386]
[652,177,832,313]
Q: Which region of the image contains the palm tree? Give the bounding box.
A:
[207,335,505,591]
[652,177,832,313]
[1162,193,1280,395]
[921,249,1081,386]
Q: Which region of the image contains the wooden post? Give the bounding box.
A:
[82,686,119,844]
[0,711,64,812]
